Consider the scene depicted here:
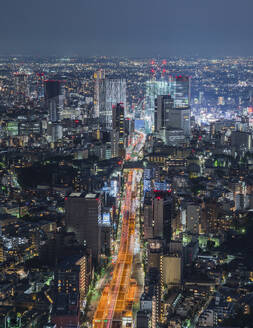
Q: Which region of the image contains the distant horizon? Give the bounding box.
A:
[1,0,253,59]
[1,54,253,60]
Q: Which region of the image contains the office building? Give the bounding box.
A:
[153,196,165,239]
[146,269,162,327]
[154,75,191,139]
[144,196,153,240]
[145,80,170,132]
[124,117,135,146]
[147,239,163,271]
[231,131,252,151]
[111,103,125,158]
[169,75,190,108]
[160,128,186,146]
[145,76,191,135]
[65,193,102,266]
[143,192,173,242]
[153,78,191,142]
[154,95,174,132]
[44,80,64,123]
[47,123,63,143]
[202,201,232,234]
[51,255,86,327]
[98,78,126,130]
[153,192,173,242]
[94,70,105,118]
[160,255,182,287]
[167,107,191,137]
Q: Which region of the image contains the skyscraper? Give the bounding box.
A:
[145,80,170,132]
[94,70,105,118]
[145,76,190,134]
[154,95,174,132]
[44,80,64,123]
[98,79,126,130]
[143,191,173,242]
[161,75,191,138]
[111,103,125,158]
[144,196,153,240]
[153,196,165,239]
[169,75,190,108]
[65,192,102,266]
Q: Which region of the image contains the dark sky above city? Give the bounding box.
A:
[1,0,253,57]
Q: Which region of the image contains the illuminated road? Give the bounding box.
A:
[93,134,144,328]
[125,131,145,161]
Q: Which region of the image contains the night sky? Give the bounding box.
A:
[1,0,253,57]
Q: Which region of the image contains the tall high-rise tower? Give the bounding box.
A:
[98,78,126,130]
[94,70,105,118]
[111,103,125,158]
[169,75,190,108]
[145,80,170,132]
[153,194,172,241]
[44,80,64,123]
[154,95,174,132]
[65,192,102,266]
[166,75,191,138]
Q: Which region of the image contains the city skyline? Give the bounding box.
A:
[1,0,253,325]
[0,54,253,327]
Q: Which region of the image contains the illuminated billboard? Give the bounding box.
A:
[102,212,111,227]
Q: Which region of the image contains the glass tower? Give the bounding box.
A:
[99,79,126,130]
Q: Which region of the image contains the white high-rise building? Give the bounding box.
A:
[169,75,190,108]
[93,70,105,118]
[98,78,126,130]
[145,80,170,132]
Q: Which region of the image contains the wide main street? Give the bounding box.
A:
[92,134,145,328]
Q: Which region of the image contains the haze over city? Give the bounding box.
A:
[1,0,253,56]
